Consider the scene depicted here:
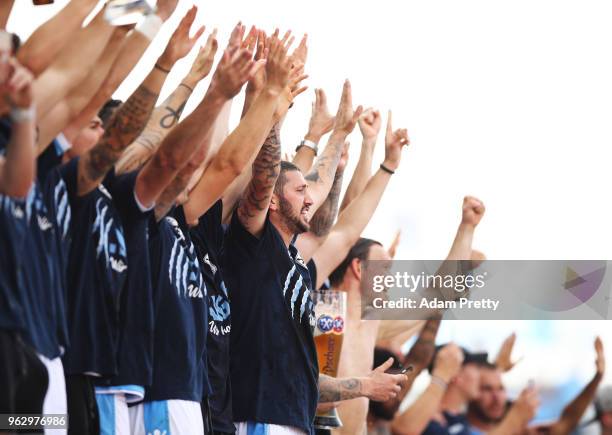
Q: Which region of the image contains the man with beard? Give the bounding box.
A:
[222,79,409,435]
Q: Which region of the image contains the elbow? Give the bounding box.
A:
[213,153,243,179]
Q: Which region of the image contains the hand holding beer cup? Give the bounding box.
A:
[362,358,408,401]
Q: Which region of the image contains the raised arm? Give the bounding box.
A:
[304,80,362,216]
[115,25,217,175]
[339,108,380,211]
[17,0,99,76]
[0,0,14,30]
[183,36,293,224]
[390,344,463,435]
[63,1,179,141]
[235,32,294,237]
[0,58,35,197]
[293,88,335,173]
[306,112,409,285]
[37,26,129,152]
[135,33,261,210]
[30,7,114,119]
[319,358,406,403]
[548,337,605,435]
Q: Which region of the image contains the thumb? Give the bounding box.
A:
[375,357,395,373]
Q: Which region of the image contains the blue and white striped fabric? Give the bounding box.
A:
[95,384,145,403]
[235,421,307,435]
[96,393,130,435]
[129,400,203,435]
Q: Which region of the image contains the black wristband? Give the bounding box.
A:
[179,83,194,93]
[154,63,171,74]
[380,163,395,175]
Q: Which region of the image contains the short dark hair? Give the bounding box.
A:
[329,238,382,287]
[273,160,301,197]
[98,99,123,127]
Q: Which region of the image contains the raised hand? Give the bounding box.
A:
[2,58,34,109]
[495,332,521,373]
[461,196,486,228]
[228,22,246,50]
[364,358,407,401]
[290,33,308,67]
[383,110,409,171]
[155,0,179,22]
[359,108,382,142]
[595,336,605,376]
[432,343,464,383]
[332,80,363,136]
[185,29,219,85]
[265,31,294,94]
[513,384,540,425]
[209,47,262,100]
[306,88,335,143]
[158,6,205,70]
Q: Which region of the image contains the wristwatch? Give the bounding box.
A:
[296,139,318,155]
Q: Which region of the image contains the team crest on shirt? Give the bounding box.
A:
[166,217,206,300]
[294,251,306,268]
[98,184,112,200]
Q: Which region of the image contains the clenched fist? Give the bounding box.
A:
[461,196,485,228]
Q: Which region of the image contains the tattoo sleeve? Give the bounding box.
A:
[236,124,281,233]
[309,167,344,237]
[303,139,345,216]
[318,374,363,403]
[78,83,159,196]
[116,84,192,174]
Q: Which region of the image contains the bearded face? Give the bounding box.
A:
[273,169,313,235]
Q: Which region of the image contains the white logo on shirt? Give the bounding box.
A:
[37,215,52,231]
[110,257,128,273]
[13,205,24,219]
[188,284,204,299]
[203,253,217,275]
[98,184,112,200]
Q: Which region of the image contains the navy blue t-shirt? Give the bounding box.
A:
[0,117,27,332]
[222,213,318,434]
[423,412,472,435]
[60,159,130,377]
[146,206,208,402]
[189,200,233,433]
[98,170,155,388]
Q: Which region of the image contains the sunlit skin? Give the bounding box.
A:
[270,169,314,241]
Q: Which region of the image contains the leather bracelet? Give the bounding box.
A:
[430,375,448,391]
[154,63,171,74]
[380,163,395,175]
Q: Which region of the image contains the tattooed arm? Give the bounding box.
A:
[37,26,129,152]
[116,27,217,175]
[17,0,99,76]
[236,124,281,237]
[303,80,361,218]
[319,358,405,403]
[305,117,409,286]
[75,65,166,197]
[183,35,292,224]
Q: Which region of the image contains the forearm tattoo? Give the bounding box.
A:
[81,85,158,185]
[404,315,442,370]
[305,141,343,186]
[237,124,281,228]
[319,374,363,403]
[309,168,343,237]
